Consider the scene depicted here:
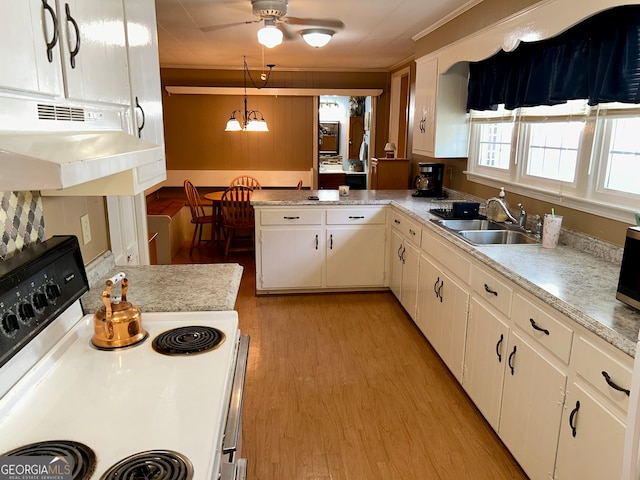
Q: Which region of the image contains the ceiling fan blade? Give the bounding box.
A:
[282,17,345,29]
[200,19,260,33]
[277,23,296,41]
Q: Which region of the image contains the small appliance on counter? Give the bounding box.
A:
[430,201,482,220]
[413,162,445,197]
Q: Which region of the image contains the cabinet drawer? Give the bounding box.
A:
[512,293,574,363]
[470,265,513,317]
[260,209,323,225]
[327,207,386,225]
[421,228,470,284]
[573,336,632,412]
[390,211,421,246]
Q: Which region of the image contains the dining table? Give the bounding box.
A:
[203,191,225,246]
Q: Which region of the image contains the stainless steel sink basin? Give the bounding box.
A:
[458,230,539,245]
[434,219,506,231]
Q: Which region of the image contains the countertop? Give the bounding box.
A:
[81,253,244,314]
[251,189,640,357]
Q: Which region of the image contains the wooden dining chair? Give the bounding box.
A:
[230,175,262,190]
[184,180,217,254]
[220,185,255,259]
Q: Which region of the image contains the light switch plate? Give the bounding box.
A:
[80,214,92,245]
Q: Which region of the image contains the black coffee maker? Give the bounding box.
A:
[413,162,444,197]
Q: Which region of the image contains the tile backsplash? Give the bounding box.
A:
[0,191,45,260]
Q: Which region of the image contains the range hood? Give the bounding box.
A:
[0,96,164,195]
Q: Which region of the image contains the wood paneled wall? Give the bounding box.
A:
[160,68,392,169]
[162,92,314,172]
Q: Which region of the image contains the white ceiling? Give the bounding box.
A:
[155,0,477,71]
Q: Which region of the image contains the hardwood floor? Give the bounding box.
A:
[172,244,528,480]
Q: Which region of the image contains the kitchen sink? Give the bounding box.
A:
[458,230,540,245]
[433,219,506,231]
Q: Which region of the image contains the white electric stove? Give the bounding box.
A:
[0,236,248,480]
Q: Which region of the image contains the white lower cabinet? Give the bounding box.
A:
[555,382,626,480]
[255,206,387,293]
[554,334,632,480]
[389,228,420,318]
[463,297,509,430]
[499,331,567,480]
[417,253,469,382]
[327,226,386,287]
[260,227,323,289]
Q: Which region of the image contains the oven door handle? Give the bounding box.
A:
[223,334,250,455]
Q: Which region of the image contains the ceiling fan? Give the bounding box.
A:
[200,0,344,48]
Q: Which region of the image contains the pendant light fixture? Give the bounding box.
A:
[225,57,273,132]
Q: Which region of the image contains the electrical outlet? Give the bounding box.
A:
[80,214,92,245]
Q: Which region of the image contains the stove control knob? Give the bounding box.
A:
[46,283,62,301]
[18,302,36,321]
[1,312,19,337]
[33,292,49,310]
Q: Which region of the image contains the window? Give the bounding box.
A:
[524,121,582,183]
[478,123,513,169]
[467,101,640,221]
[603,116,640,195]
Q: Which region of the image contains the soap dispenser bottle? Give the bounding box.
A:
[494,187,509,222]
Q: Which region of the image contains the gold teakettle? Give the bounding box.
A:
[91,272,147,350]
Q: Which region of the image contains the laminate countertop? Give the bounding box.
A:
[251,188,640,357]
[80,252,243,314]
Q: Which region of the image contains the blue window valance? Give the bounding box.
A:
[466,5,640,111]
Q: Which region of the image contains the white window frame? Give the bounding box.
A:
[465,101,640,224]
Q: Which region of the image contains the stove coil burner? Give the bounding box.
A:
[2,440,96,480]
[100,450,193,480]
[152,326,225,356]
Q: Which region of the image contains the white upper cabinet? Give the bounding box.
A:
[0,0,130,106]
[59,0,130,105]
[412,55,469,158]
[123,0,164,146]
[0,0,64,96]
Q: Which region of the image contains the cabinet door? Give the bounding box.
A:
[59,0,130,105]
[436,268,469,382]
[326,226,386,287]
[499,331,567,480]
[416,253,440,340]
[0,0,64,96]
[400,240,419,319]
[463,297,509,430]
[418,254,469,382]
[412,57,436,155]
[259,228,323,289]
[555,382,626,480]
[122,0,166,191]
[389,229,404,299]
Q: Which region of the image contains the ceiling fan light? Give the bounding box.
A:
[257,25,283,48]
[301,29,334,48]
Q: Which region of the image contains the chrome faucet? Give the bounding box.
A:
[486,197,519,224]
[517,203,527,229]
